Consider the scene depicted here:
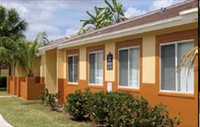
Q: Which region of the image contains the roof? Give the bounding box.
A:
[39,0,198,52]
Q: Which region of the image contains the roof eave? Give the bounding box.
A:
[58,8,197,49]
[38,7,197,52]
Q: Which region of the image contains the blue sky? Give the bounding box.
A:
[0,0,184,41]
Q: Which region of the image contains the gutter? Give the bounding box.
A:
[39,7,198,52]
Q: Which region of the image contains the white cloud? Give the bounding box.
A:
[150,0,185,11]
[0,1,108,41]
[125,7,146,18]
[65,27,79,37]
[1,2,70,41]
[36,2,68,11]
[1,3,28,17]
[25,24,61,41]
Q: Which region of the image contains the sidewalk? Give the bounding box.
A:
[0,94,15,127]
[0,114,13,127]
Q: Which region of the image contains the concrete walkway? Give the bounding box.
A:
[0,95,16,98]
[0,94,15,127]
[0,114,13,127]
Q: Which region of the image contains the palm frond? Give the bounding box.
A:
[177,46,198,73]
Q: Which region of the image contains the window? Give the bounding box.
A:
[68,55,78,83]
[118,47,140,88]
[89,51,103,85]
[160,40,194,93]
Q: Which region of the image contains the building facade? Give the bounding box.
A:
[37,0,198,126]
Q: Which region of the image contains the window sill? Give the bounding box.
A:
[158,91,194,99]
[67,83,78,86]
[88,84,103,89]
[117,87,140,93]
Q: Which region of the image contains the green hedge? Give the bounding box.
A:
[0,77,7,88]
[66,89,180,127]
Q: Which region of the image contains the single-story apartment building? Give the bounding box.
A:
[8,0,198,126]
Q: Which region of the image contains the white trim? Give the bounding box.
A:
[160,39,194,46]
[88,50,103,54]
[58,12,197,50]
[40,0,182,52]
[159,39,194,93]
[179,8,198,16]
[38,7,197,53]
[160,90,193,94]
[68,82,78,85]
[118,86,139,89]
[68,54,78,57]
[68,55,78,83]
[118,46,140,51]
[39,44,57,52]
[118,46,140,89]
[88,84,103,86]
[175,43,178,91]
[57,16,181,49]
[88,51,103,86]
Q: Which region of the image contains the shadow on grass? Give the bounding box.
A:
[65,113,88,121]
[0,88,6,91]
[21,100,42,106]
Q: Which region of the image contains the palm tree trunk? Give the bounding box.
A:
[8,64,12,76]
[0,65,1,77]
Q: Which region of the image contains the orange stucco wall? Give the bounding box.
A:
[52,23,198,126]
[7,76,45,100]
[7,76,16,95]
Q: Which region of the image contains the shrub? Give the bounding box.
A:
[148,103,180,127]
[40,89,60,111]
[89,91,109,124]
[66,88,92,120]
[47,92,60,111]
[40,89,49,105]
[90,92,135,126]
[66,90,180,126]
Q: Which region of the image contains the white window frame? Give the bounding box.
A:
[68,54,78,84]
[159,39,194,93]
[88,50,103,86]
[118,46,140,89]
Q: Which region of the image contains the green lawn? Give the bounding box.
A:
[0,91,89,127]
[0,90,8,96]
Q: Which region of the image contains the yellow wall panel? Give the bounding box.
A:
[105,42,115,81]
[79,47,86,80]
[142,35,155,83]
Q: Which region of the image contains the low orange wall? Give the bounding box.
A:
[7,76,45,100]
[7,76,16,95]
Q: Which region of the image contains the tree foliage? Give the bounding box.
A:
[16,32,48,77]
[79,0,126,34]
[0,5,28,76]
[0,5,27,39]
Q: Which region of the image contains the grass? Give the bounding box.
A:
[0,90,7,96]
[0,91,89,127]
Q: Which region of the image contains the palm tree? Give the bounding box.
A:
[35,31,49,46]
[0,5,28,76]
[79,0,126,34]
[79,6,112,34]
[0,5,28,39]
[16,32,48,77]
[0,37,18,77]
[104,0,126,23]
